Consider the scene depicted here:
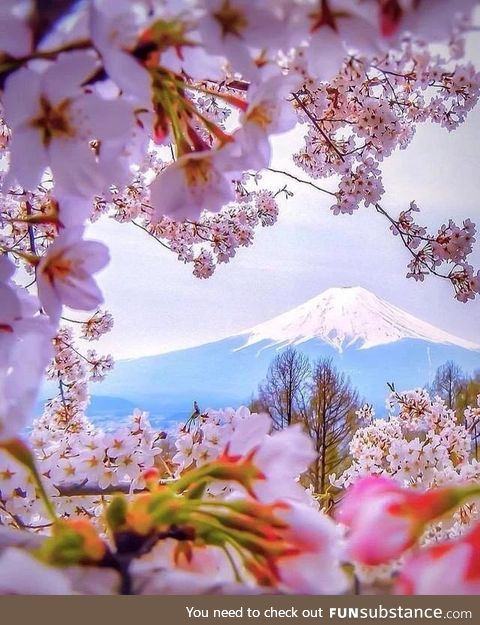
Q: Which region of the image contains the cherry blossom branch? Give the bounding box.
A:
[131,221,172,251]
[53,482,141,497]
[0,498,27,530]
[374,204,448,280]
[261,156,478,300]
[267,167,337,197]
[292,92,346,162]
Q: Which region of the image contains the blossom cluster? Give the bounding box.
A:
[41,321,114,430]
[290,34,480,299]
[333,388,480,586]
[293,35,480,215]
[338,475,480,594]
[2,397,480,594]
[388,202,480,302]
[336,388,479,491]
[96,170,283,278]
[0,408,171,531]
[0,406,348,595]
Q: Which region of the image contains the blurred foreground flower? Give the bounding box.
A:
[396,522,480,595]
[337,476,480,565]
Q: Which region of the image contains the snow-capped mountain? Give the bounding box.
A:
[72,287,479,425]
[240,286,479,352]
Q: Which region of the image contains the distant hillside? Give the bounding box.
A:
[89,287,479,423]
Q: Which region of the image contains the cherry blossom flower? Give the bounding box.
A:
[0,257,54,441]
[234,73,297,170]
[173,432,195,471]
[378,0,479,42]
[337,476,470,565]
[104,429,138,459]
[89,0,152,105]
[36,227,109,321]
[300,1,380,80]
[3,51,135,196]
[0,0,33,58]
[150,148,238,221]
[0,322,53,441]
[396,522,480,595]
[274,502,348,594]
[80,310,114,341]
[197,0,290,78]
[229,418,317,503]
[0,548,73,595]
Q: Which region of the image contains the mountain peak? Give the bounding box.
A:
[239,287,479,352]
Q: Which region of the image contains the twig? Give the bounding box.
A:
[267,167,337,197]
[292,93,346,162]
[53,479,174,498]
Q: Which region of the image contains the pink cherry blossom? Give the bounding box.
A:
[0,319,53,441]
[337,476,465,565]
[396,522,480,595]
[197,0,291,78]
[378,0,478,42]
[234,73,298,170]
[36,227,109,321]
[3,51,135,196]
[0,256,54,441]
[150,148,238,221]
[0,0,33,58]
[301,1,380,80]
[275,502,348,594]
[89,0,153,105]
[0,548,73,594]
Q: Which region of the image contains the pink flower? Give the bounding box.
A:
[303,2,380,80]
[36,227,109,321]
[233,72,297,170]
[89,0,152,105]
[0,549,73,595]
[150,149,238,222]
[0,0,32,58]
[0,320,53,441]
[197,0,290,79]
[4,50,135,196]
[275,503,348,594]
[226,415,316,503]
[0,256,54,441]
[337,476,464,565]
[396,523,480,595]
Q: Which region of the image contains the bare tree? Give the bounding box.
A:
[429,361,465,410]
[456,370,480,460]
[257,347,311,429]
[299,358,359,495]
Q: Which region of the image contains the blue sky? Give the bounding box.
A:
[89,39,480,360]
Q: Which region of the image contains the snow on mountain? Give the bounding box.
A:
[239,286,479,352]
[83,286,480,423]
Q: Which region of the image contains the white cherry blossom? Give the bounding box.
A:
[150,148,238,221]
[36,227,109,321]
[3,51,135,196]
[0,548,73,595]
[89,0,153,105]
[0,0,33,58]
